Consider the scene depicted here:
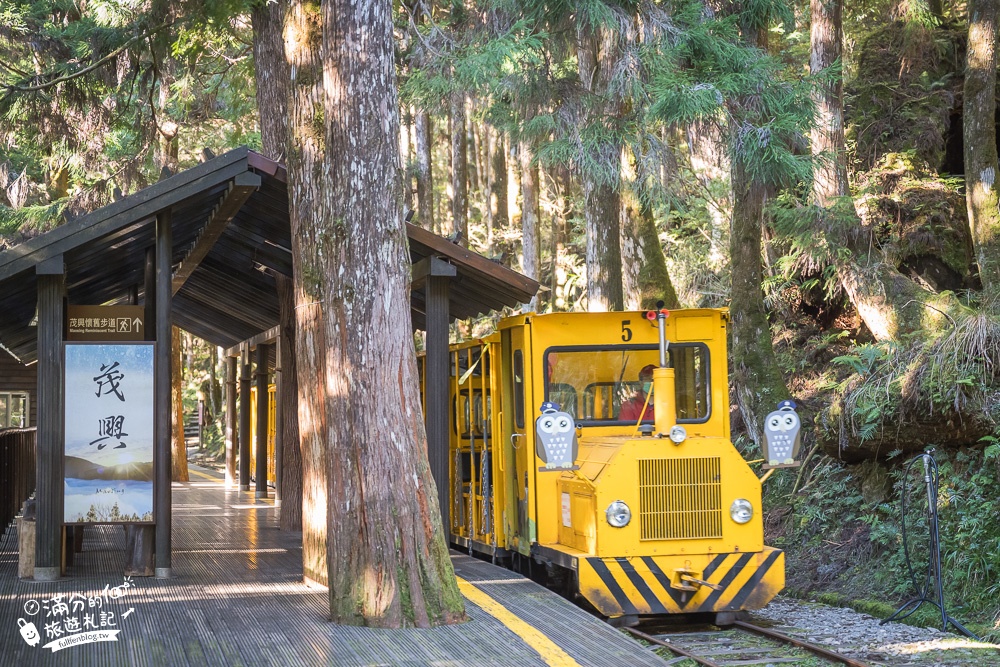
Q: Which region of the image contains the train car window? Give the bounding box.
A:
[543,344,710,425]
[513,350,525,429]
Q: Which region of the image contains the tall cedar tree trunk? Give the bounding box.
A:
[810,0,957,339]
[252,0,289,161]
[551,166,573,309]
[621,150,680,310]
[450,91,469,245]
[467,112,479,196]
[401,108,414,213]
[285,0,465,626]
[686,121,730,270]
[252,0,300,530]
[171,326,189,481]
[276,275,303,531]
[728,19,790,447]
[964,0,1000,292]
[152,0,178,173]
[490,129,509,253]
[415,112,434,229]
[520,138,540,310]
[578,27,624,311]
[285,0,329,587]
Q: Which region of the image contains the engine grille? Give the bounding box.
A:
[638,457,722,540]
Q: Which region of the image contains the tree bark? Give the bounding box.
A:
[450,91,468,245]
[729,164,791,446]
[686,120,730,270]
[725,14,790,448]
[621,149,680,310]
[551,166,573,310]
[489,129,509,253]
[285,0,329,588]
[809,0,959,340]
[401,106,414,213]
[286,0,465,626]
[252,0,289,161]
[414,112,434,229]
[276,274,302,531]
[171,326,189,482]
[964,0,1000,293]
[577,27,624,312]
[520,138,540,311]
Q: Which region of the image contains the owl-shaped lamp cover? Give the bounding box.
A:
[535,402,579,472]
[762,399,803,469]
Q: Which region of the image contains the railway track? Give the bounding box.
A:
[624,620,873,667]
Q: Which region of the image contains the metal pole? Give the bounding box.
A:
[154,210,173,579]
[34,258,65,581]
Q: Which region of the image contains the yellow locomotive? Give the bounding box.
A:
[422,308,784,625]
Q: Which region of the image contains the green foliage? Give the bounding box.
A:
[0,0,256,244]
[771,445,1000,639]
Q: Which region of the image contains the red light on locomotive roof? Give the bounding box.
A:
[645,310,657,321]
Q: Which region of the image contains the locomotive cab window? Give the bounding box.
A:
[543,344,710,426]
[513,350,525,429]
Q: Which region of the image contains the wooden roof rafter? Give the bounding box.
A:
[172,171,261,295]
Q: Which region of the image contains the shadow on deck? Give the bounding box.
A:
[0,474,665,666]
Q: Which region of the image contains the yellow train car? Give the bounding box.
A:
[423,309,784,625]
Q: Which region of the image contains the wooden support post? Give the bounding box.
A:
[154,210,173,579]
[422,261,454,534]
[274,338,283,507]
[34,255,65,581]
[144,247,155,335]
[239,354,252,491]
[225,356,238,486]
[255,344,269,499]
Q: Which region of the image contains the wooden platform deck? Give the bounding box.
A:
[0,470,666,666]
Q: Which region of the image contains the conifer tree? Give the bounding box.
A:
[964,0,1000,292]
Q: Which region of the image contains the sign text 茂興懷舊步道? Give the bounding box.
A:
[66,305,144,342]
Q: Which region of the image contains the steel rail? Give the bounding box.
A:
[733,620,872,667]
[623,626,724,667]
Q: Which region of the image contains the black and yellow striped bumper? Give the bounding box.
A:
[578,547,784,617]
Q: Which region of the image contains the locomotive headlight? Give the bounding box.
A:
[668,425,687,444]
[606,500,631,528]
[730,498,754,524]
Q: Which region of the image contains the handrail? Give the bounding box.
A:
[0,427,36,531]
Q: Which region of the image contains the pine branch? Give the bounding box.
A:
[3,22,172,96]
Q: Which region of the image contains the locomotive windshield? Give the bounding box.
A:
[543,344,710,425]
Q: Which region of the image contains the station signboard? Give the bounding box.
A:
[67,305,145,341]
[64,343,155,524]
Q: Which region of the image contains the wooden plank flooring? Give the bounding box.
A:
[0,477,665,666]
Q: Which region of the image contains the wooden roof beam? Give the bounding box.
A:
[171,171,261,295]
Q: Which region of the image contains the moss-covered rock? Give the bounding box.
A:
[846,22,964,173]
[854,153,975,290]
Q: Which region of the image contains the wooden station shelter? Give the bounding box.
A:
[0,147,538,581]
